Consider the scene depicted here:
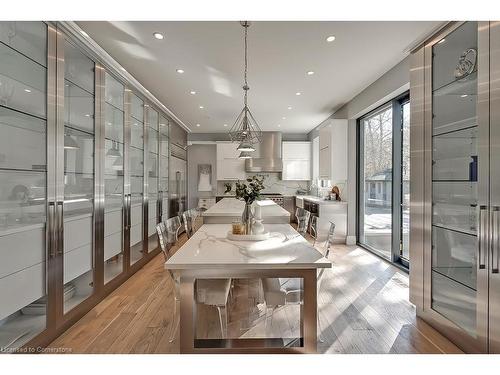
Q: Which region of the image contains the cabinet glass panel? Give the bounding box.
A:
[130,93,144,265]
[0,41,46,119]
[431,21,478,336]
[0,21,47,351]
[104,73,124,284]
[147,108,159,252]
[401,101,410,260]
[63,39,95,314]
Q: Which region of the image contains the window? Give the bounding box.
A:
[357,93,410,266]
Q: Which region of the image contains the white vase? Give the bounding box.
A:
[252,219,265,234]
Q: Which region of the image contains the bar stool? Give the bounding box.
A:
[295,207,311,237]
[309,215,318,246]
[182,208,200,238]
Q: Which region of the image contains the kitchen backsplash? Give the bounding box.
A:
[216,173,310,196]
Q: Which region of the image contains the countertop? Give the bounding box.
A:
[296,195,348,205]
[165,223,331,270]
[203,198,290,218]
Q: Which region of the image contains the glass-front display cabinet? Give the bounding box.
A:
[411,21,500,353]
[0,21,173,351]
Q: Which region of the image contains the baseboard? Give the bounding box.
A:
[346,236,356,245]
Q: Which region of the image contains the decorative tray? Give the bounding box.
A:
[226,231,270,241]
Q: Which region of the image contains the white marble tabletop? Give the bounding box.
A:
[202,198,290,218]
[165,223,331,270]
[296,195,348,205]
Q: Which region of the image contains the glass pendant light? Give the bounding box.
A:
[238,151,252,159]
[237,140,255,152]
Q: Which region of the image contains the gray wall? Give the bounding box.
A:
[186,144,217,209]
[308,56,411,242]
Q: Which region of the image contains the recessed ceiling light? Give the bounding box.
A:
[176,69,184,74]
[287,106,292,110]
[460,94,468,98]
[24,88,31,93]
[295,92,301,96]
[223,124,228,127]
[85,114,91,117]
[196,123,201,127]
[190,91,197,95]
[199,105,204,109]
[277,124,281,128]
[307,71,315,75]
[80,30,89,37]
[326,35,336,42]
[438,38,446,44]
[153,32,164,40]
[282,117,286,120]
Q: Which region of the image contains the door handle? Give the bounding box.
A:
[479,205,488,269]
[493,206,499,274]
[57,201,64,256]
[127,194,132,230]
[48,201,56,258]
[123,194,128,229]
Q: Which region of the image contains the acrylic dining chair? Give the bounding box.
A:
[295,207,311,237]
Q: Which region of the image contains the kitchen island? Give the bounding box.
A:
[165,223,330,353]
[202,197,290,224]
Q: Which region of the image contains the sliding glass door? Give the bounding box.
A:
[358,94,410,266]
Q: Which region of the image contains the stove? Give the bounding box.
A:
[260,193,284,207]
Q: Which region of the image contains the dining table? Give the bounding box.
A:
[164,222,331,353]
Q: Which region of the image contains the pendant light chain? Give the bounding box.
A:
[244,22,248,107]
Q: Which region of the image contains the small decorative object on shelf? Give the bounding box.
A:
[235,175,265,234]
[224,182,233,195]
[454,48,477,80]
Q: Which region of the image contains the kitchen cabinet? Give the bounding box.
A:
[317,120,348,183]
[410,21,500,353]
[216,142,246,180]
[282,141,311,180]
[0,22,171,351]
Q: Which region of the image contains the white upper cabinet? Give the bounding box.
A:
[282,141,311,180]
[216,142,246,180]
[317,120,348,182]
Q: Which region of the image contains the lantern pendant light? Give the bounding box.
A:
[228,21,262,158]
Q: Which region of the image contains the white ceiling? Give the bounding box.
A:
[78,21,441,133]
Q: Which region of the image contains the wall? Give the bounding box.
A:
[308,56,411,244]
[186,144,217,209]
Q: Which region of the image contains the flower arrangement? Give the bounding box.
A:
[235,175,265,205]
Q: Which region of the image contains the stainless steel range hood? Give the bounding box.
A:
[245,132,283,172]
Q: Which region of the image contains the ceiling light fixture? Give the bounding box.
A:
[438,38,446,44]
[461,94,468,98]
[196,123,201,127]
[223,124,228,127]
[153,32,164,40]
[228,21,262,151]
[326,35,336,42]
[282,117,286,120]
[307,71,315,75]
[277,124,281,128]
[199,105,204,109]
[176,69,184,74]
[288,106,292,110]
[24,88,31,93]
[295,92,301,96]
[190,91,196,95]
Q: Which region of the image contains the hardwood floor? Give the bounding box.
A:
[48,230,462,354]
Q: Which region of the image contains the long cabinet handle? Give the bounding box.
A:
[493,206,500,274]
[123,194,129,229]
[479,205,488,269]
[48,201,56,258]
[126,194,131,230]
[57,201,64,256]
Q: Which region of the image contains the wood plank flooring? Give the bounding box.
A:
[48,229,462,354]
